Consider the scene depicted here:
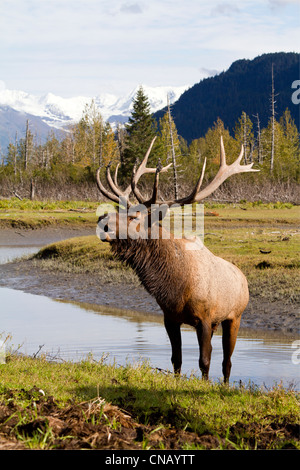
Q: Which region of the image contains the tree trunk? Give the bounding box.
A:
[167,95,178,199]
[270,64,276,173]
[24,120,30,170]
[30,179,35,200]
[255,114,263,164]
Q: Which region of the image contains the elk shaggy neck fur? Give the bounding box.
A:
[111,236,182,307]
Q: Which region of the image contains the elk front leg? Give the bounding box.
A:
[221,317,241,383]
[164,317,182,374]
[196,321,212,380]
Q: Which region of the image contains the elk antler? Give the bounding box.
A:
[96,136,171,206]
[170,136,259,206]
[131,137,172,206]
[96,166,121,205]
[133,136,259,207]
[97,136,258,207]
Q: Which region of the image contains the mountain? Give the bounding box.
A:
[0,105,66,151]
[0,85,188,151]
[154,52,300,143]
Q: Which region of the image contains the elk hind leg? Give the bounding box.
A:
[164,317,182,375]
[221,317,241,383]
[196,321,212,380]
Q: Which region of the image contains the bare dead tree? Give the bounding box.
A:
[254,113,263,164]
[30,178,35,200]
[270,63,277,173]
[24,120,30,171]
[167,94,179,199]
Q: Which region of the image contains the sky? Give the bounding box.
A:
[0,0,299,98]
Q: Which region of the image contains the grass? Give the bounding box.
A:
[34,235,138,284]
[0,354,299,450]
[0,198,99,228]
[203,225,300,303]
[0,198,299,229]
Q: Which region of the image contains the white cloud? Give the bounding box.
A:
[268,0,300,6]
[120,2,145,14]
[0,0,299,96]
[211,2,240,16]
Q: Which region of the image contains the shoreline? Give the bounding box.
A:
[0,227,299,334]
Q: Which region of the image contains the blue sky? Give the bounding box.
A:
[1,0,299,97]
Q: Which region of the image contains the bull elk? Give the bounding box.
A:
[96,137,258,382]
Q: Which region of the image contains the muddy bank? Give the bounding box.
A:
[0,227,299,334]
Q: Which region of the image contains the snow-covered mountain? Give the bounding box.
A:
[0,84,189,150]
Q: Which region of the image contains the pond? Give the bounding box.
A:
[0,245,299,390]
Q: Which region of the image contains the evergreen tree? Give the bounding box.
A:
[123,86,158,177]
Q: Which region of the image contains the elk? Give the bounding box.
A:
[96,137,258,382]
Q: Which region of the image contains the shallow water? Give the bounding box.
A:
[0,245,41,264]
[0,245,299,389]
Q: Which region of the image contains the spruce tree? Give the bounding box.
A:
[123,86,158,177]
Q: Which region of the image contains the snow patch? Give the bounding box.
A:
[0,84,189,131]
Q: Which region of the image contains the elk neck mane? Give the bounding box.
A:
[110,235,187,306]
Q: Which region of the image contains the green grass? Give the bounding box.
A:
[0,354,299,450]
[0,198,299,228]
[0,198,99,211]
[34,235,138,283]
[0,198,99,228]
[203,226,300,303]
